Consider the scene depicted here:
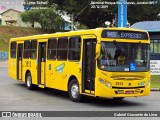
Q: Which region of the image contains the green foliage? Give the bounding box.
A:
[127,0,160,25]
[21,8,65,31]
[21,9,40,26]
[151,75,160,88]
[24,0,160,28]
[0,26,48,51]
[59,0,116,28]
[24,0,116,29]
[54,16,65,31]
[0,34,10,51]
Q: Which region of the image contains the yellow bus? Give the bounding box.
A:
[8,28,150,102]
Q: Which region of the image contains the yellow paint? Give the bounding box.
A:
[41,62,45,84]
[18,61,22,79]
[8,28,150,99]
[38,84,45,88]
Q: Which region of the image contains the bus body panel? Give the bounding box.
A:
[95,69,150,98]
[30,59,38,84]
[45,60,82,91]
[8,56,17,80]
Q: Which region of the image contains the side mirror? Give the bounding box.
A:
[96,43,101,59]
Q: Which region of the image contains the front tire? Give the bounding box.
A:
[69,79,82,102]
[26,72,34,90]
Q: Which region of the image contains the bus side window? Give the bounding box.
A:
[30,40,37,59]
[57,37,68,60]
[24,40,30,59]
[69,36,81,61]
[10,41,17,58]
[47,38,57,60]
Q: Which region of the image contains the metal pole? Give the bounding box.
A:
[71,14,74,30]
[71,4,90,30]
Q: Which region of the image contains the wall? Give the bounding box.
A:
[1,10,19,25]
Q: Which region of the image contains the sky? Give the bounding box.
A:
[0,0,25,14]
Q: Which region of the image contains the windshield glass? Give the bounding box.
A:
[98,42,150,72]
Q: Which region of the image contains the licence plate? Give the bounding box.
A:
[125,90,134,94]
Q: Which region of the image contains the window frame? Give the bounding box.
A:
[57,37,68,60]
[23,40,31,59]
[30,39,37,59]
[151,40,160,54]
[47,38,57,60]
[68,36,81,61]
[10,41,17,59]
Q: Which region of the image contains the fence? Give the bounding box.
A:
[0,52,8,61]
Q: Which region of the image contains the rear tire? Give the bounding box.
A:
[26,72,35,90]
[69,79,82,102]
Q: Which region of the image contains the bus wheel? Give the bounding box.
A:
[26,72,34,90]
[113,97,124,100]
[69,79,82,102]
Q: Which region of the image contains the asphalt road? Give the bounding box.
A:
[0,67,160,120]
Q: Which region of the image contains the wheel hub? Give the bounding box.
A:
[71,84,79,98]
[27,76,31,87]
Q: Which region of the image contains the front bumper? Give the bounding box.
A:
[95,82,150,98]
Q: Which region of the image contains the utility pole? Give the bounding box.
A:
[71,14,74,31]
[71,3,90,31]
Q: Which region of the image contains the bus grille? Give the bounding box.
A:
[112,86,145,89]
[114,89,144,94]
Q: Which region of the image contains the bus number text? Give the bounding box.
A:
[25,61,31,67]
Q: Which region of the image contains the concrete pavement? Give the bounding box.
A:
[0,61,8,67]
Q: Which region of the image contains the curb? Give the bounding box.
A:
[150,88,160,91]
[0,61,8,68]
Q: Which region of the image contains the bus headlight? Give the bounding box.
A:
[106,81,111,88]
[99,78,105,84]
[146,80,150,87]
[99,78,111,88]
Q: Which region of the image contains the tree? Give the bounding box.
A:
[21,9,40,27]
[55,0,160,27]
[56,0,116,28]
[38,8,65,30]
[127,0,160,25]
[23,0,160,28]
[24,0,116,28]
[21,8,65,31]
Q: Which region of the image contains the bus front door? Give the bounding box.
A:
[82,39,96,94]
[38,42,46,85]
[17,44,23,80]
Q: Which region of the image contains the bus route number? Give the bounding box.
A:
[25,61,31,67]
[116,82,123,85]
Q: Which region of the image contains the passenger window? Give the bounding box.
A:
[10,42,16,58]
[69,36,81,61]
[30,40,37,59]
[47,38,57,60]
[24,41,30,59]
[57,37,68,60]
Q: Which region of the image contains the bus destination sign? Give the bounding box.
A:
[101,30,148,40]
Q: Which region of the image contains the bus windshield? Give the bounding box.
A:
[98,42,150,72]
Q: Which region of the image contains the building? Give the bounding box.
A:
[0,9,40,28]
[131,21,160,60]
[1,9,24,26]
[131,21,160,31]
